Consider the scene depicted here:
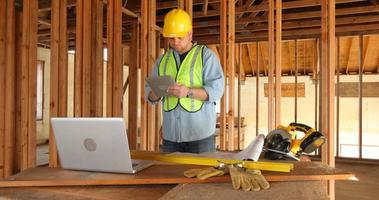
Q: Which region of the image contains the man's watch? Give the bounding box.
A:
[186,88,193,98]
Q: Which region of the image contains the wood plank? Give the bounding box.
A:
[14,9,23,174]
[0,162,355,187]
[94,0,104,117]
[147,0,157,151]
[321,0,336,198]
[74,0,84,117]
[0,0,6,178]
[128,19,139,150]
[219,0,227,151]
[264,83,305,97]
[268,0,274,132]
[140,0,148,150]
[27,0,38,168]
[227,0,235,151]
[336,82,379,97]
[82,0,92,116]
[50,0,68,167]
[275,0,282,127]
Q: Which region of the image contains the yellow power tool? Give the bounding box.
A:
[263,122,326,160]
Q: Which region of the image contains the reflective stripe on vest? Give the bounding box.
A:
[159,45,204,112]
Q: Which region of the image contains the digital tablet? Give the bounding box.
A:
[146,75,175,97]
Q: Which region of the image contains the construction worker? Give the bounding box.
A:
[145,8,225,153]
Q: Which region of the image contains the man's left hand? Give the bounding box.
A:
[167,84,189,98]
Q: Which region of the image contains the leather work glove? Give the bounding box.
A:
[229,167,270,191]
[184,167,226,180]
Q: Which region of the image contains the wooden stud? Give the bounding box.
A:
[294,40,298,123]
[321,0,336,198]
[147,0,157,151]
[20,0,38,171]
[358,35,363,159]
[94,0,104,117]
[227,0,235,151]
[128,19,139,150]
[74,0,84,117]
[107,0,122,117]
[185,0,193,18]
[219,0,227,150]
[0,0,6,178]
[50,0,68,167]
[275,0,282,127]
[140,0,148,150]
[256,42,260,136]
[268,0,275,132]
[336,37,340,157]
[203,0,209,16]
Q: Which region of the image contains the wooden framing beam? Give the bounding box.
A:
[128,19,139,150]
[107,0,122,117]
[255,42,260,136]
[219,0,227,151]
[185,0,193,18]
[0,0,16,178]
[358,35,363,159]
[294,40,298,122]
[345,37,354,74]
[20,0,38,171]
[202,0,209,16]
[321,0,336,198]
[268,0,275,132]
[140,0,148,150]
[362,36,370,70]
[275,0,282,127]
[49,0,68,167]
[147,0,157,151]
[0,0,6,178]
[247,44,255,76]
[75,0,104,117]
[227,0,236,151]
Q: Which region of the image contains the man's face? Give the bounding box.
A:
[168,31,193,54]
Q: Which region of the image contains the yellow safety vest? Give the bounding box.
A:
[158,45,205,112]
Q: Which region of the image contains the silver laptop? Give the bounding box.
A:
[50,117,153,174]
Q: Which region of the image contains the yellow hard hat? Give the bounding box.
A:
[162,8,192,38]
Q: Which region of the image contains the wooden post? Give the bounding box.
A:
[128,19,139,150]
[75,0,104,117]
[140,0,148,150]
[256,42,260,136]
[0,0,6,178]
[219,0,227,151]
[49,0,68,167]
[268,0,275,132]
[147,0,157,151]
[185,0,193,18]
[275,0,282,127]
[295,40,298,123]
[107,0,122,117]
[94,0,104,117]
[321,0,336,198]
[20,0,38,170]
[227,0,235,151]
[1,0,16,178]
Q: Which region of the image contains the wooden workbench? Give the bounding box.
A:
[0,161,353,199]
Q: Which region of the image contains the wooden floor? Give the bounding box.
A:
[335,162,379,200]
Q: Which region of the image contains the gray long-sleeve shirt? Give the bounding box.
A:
[145,45,225,142]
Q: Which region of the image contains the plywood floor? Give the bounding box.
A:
[336,162,379,200]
